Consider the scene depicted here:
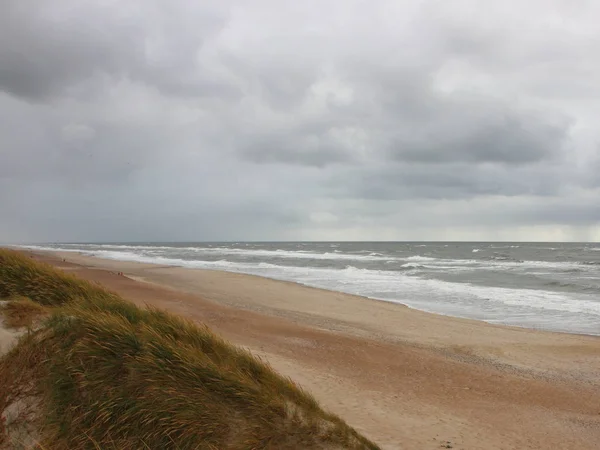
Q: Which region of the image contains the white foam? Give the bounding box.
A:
[25,244,596,273]
[166,246,394,262]
[201,248,394,262]
[40,246,600,317]
[405,255,436,262]
[24,245,594,273]
[23,244,398,262]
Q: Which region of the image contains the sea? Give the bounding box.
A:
[22,242,600,336]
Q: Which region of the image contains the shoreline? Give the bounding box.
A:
[18,246,600,337]
[39,250,600,344]
[6,249,600,449]
[109,266,600,339]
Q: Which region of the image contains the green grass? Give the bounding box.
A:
[0,249,381,450]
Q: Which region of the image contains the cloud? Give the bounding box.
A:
[388,102,569,165]
[0,1,233,101]
[0,0,599,242]
[329,161,566,201]
[239,124,360,167]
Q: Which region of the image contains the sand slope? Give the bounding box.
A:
[26,251,600,450]
[0,324,20,357]
[0,301,21,357]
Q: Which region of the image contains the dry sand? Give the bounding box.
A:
[5,250,600,450]
[0,316,20,357]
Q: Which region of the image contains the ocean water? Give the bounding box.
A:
[22,242,600,335]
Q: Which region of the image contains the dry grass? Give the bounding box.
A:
[0,297,48,329]
[0,250,121,307]
[0,250,381,450]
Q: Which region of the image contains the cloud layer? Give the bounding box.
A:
[1,0,599,242]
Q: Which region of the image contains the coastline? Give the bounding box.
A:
[15,246,600,338]
[8,249,600,449]
[18,245,600,337]
[40,249,600,338]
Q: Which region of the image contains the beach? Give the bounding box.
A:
[7,250,600,449]
[23,242,600,335]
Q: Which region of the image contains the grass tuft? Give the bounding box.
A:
[0,297,48,329]
[0,249,380,450]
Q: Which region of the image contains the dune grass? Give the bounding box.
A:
[0,296,48,329]
[0,249,380,450]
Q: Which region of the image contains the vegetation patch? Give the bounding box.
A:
[0,250,380,450]
[0,297,48,329]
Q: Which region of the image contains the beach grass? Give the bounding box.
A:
[0,296,48,329]
[0,249,380,450]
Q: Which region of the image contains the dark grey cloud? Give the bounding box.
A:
[241,135,350,167]
[0,1,233,101]
[325,158,571,202]
[239,118,361,167]
[389,105,568,165]
[1,0,599,242]
[0,2,142,100]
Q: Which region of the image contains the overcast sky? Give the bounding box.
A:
[1,0,599,243]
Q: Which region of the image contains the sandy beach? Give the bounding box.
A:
[5,250,600,450]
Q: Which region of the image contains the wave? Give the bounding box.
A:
[24,244,397,263]
[29,246,599,316]
[401,256,588,273]
[202,248,395,262]
[183,246,396,262]
[26,244,596,274]
[257,262,282,269]
[22,244,600,334]
[26,244,598,273]
[401,262,424,269]
[405,255,436,262]
[543,280,597,291]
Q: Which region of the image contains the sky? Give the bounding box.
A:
[1,0,600,243]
